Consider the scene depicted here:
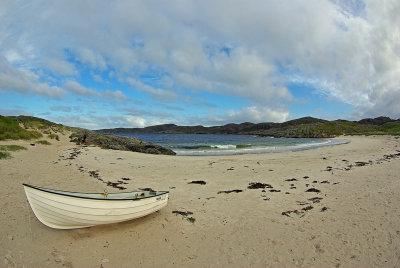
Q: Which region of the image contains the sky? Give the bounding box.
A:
[0,0,399,129]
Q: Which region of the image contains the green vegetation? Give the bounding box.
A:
[0,151,11,159]
[99,116,400,138]
[316,121,400,136]
[48,133,59,140]
[1,114,399,144]
[378,122,400,135]
[0,144,26,160]
[35,140,52,145]
[252,119,400,138]
[0,115,69,141]
[0,116,43,140]
[0,145,27,151]
[7,115,64,131]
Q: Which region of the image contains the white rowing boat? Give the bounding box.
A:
[23,183,169,229]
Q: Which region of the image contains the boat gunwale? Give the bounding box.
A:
[23,183,169,201]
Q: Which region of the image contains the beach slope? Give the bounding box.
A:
[1,133,400,267]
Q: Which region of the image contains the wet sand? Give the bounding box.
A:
[1,134,400,267]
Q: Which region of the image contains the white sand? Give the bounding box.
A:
[1,134,400,267]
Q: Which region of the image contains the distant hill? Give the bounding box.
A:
[3,115,399,139]
[357,116,395,125]
[96,116,400,138]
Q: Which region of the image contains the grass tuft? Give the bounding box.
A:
[0,116,43,140]
[0,145,27,151]
[0,151,11,159]
[35,140,51,145]
[48,133,59,140]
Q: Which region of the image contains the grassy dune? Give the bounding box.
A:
[0,116,43,140]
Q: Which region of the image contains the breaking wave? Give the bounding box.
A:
[173,139,349,156]
[116,133,349,156]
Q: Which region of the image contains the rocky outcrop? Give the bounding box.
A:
[69,129,176,155]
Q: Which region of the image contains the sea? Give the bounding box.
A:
[116,133,349,156]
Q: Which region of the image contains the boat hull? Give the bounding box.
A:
[23,184,169,229]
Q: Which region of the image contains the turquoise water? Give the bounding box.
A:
[116,133,349,156]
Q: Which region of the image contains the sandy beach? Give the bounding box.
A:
[1,133,400,267]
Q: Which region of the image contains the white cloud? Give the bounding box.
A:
[1,0,399,122]
[0,54,65,98]
[63,80,127,103]
[44,58,77,76]
[3,50,24,64]
[50,114,168,129]
[0,107,31,116]
[209,106,289,125]
[127,78,178,102]
[103,90,127,103]
[186,106,289,126]
[73,47,107,70]
[49,115,100,129]
[124,115,147,128]
[50,106,72,112]
[123,107,175,119]
[64,81,94,97]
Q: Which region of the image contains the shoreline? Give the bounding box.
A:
[174,138,350,156]
[1,134,400,267]
[116,132,351,156]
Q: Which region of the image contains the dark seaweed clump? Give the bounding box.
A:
[217,189,243,194]
[172,210,196,223]
[248,182,273,189]
[188,180,206,185]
